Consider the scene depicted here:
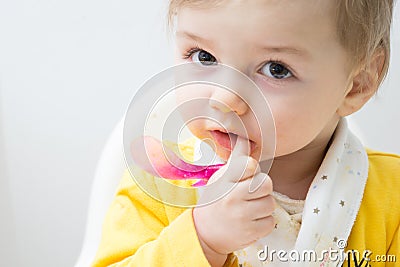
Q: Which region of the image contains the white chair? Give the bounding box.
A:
[74,118,126,267]
[74,115,366,267]
[74,93,187,266]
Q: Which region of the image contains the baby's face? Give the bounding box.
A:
[174,0,353,161]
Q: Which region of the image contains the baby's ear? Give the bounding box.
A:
[337,49,385,117]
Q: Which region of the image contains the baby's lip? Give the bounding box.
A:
[209,129,257,153]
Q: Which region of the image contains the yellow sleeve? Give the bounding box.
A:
[91,170,239,267]
[386,224,399,267]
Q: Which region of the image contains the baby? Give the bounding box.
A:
[92,0,399,266]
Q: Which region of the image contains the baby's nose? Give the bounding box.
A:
[209,88,248,116]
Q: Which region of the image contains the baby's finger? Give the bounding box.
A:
[251,215,275,239]
[245,195,276,220]
[209,156,259,184]
[207,164,228,184]
[241,173,273,200]
[230,136,251,157]
[248,172,272,194]
[234,156,260,182]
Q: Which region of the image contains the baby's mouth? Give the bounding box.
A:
[210,130,256,153]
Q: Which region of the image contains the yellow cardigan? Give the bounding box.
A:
[92,146,399,267]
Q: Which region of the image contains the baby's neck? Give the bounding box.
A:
[265,146,327,200]
[261,123,337,200]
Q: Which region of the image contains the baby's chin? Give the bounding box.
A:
[212,143,262,162]
[214,147,231,162]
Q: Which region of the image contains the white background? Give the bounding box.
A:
[0,1,399,267]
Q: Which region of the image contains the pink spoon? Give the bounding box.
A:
[130,136,225,187]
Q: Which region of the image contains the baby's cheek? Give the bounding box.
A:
[175,89,188,106]
[175,84,212,102]
[271,117,303,156]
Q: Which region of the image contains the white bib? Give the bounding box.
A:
[232,118,369,266]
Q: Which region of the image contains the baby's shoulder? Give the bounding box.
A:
[366,148,400,178]
[364,148,400,206]
[366,148,400,159]
[352,149,399,252]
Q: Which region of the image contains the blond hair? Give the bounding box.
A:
[168,0,394,86]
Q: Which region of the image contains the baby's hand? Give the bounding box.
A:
[193,137,276,260]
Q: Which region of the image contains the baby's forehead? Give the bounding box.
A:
[176,0,339,50]
[176,0,337,31]
[175,0,336,16]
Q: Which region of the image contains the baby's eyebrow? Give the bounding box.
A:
[176,31,215,46]
[260,46,310,59]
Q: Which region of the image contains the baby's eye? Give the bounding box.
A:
[260,62,292,79]
[189,50,217,66]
